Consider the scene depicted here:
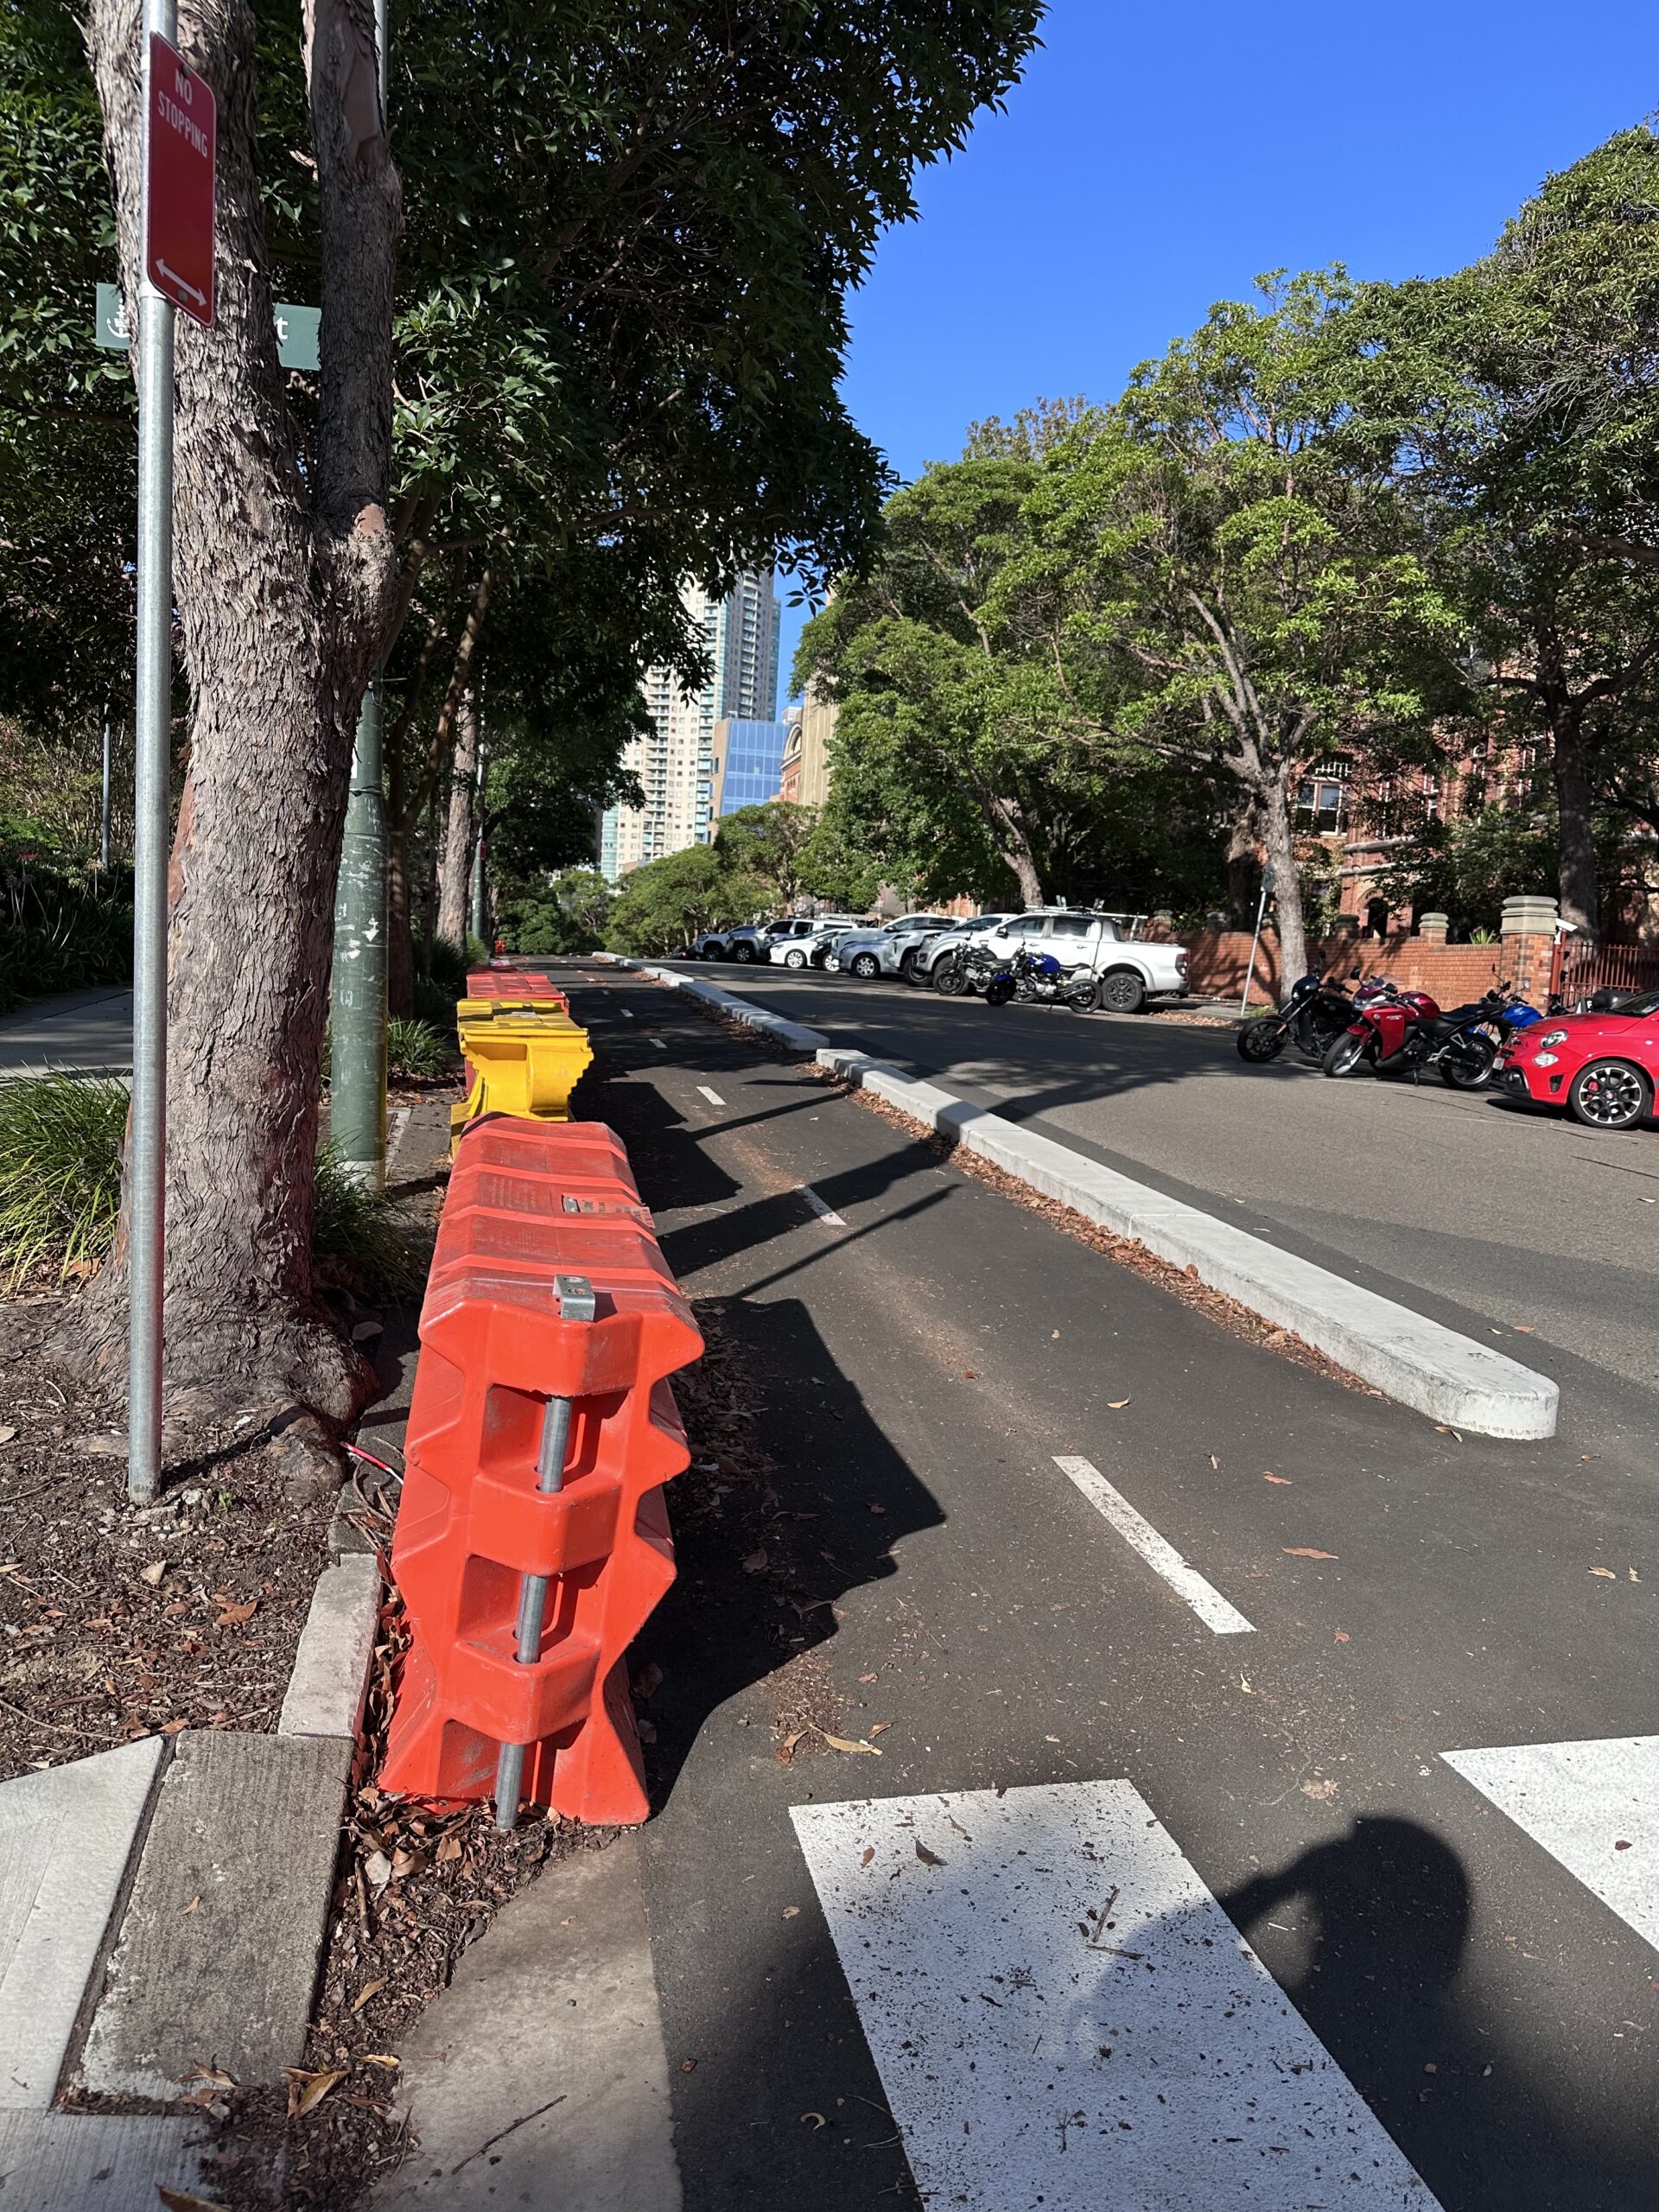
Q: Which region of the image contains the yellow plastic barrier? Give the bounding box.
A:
[451,1003,594,1146]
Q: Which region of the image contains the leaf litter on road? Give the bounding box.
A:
[1284,1548,1338,1560]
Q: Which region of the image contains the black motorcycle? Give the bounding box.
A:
[1236,971,1361,1065]
[976,944,1096,1011]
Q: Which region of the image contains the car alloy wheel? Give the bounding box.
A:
[849,952,880,979]
[1097,969,1146,1015]
[785,949,807,968]
[1569,1058,1650,1130]
[733,944,754,962]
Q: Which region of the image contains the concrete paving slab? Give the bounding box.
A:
[0,1737,168,2112]
[0,2111,206,2209]
[376,1835,680,2210]
[817,1045,1560,1440]
[79,1731,353,2099]
[277,1554,382,1740]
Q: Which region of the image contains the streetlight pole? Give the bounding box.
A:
[127,0,178,1508]
[327,0,391,1188]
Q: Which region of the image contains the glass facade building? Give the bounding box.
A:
[712,719,788,816]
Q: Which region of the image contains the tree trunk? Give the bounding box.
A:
[1224,789,1260,925]
[83,0,400,1433]
[987,793,1045,906]
[436,687,479,944]
[1257,768,1308,1001]
[1551,716,1600,941]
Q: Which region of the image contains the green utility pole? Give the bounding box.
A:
[328,0,391,1189]
[331,681,388,1185]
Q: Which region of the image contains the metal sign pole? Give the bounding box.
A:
[100,696,112,874]
[1239,862,1274,1020]
[127,0,179,1509]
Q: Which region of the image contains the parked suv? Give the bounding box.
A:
[962,910,1187,1012]
[828,914,966,981]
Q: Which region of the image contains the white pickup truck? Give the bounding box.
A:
[961,909,1187,1013]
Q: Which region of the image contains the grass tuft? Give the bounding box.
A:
[386,1016,454,1080]
[0,1072,128,1287]
[0,1073,427,1305]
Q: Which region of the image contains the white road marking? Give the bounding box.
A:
[385,1106,411,1173]
[696,1085,726,1107]
[793,1781,1439,2211]
[619,1007,635,1020]
[797,1183,845,1226]
[650,1037,668,1051]
[1442,1734,1659,1953]
[1052,1456,1255,1636]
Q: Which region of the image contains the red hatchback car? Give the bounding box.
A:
[1496,987,1659,1128]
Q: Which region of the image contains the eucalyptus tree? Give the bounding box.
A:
[42,0,1041,1423]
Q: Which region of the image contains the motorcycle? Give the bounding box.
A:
[1236,970,1363,1065]
[1321,982,1498,1089]
[971,944,1096,1011]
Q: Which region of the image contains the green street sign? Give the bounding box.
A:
[94,280,320,371]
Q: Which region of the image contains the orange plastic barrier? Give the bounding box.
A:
[379,1118,702,1824]
[465,968,569,1012]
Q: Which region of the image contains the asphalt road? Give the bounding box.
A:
[649,959,1659,1440]
[563,967,1659,2212]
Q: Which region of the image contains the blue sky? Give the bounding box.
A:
[778,0,1659,694]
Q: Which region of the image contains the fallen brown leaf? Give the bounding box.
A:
[632,1662,664,1699]
[1590,1567,1618,1579]
[817,1727,880,1757]
[914,1840,945,1867]
[139,1561,167,1587]
[868,1721,892,1736]
[351,1978,388,2014]
[739,1549,768,1574]
[858,1672,877,1684]
[1108,1398,1131,1410]
[782,1905,800,1920]
[435,1833,462,1865]
[1283,1548,1338,1560]
[1263,1473,1292,1485]
[214,1599,257,1627]
[1333,1630,1351,1643]
[360,2054,400,2068]
[157,2191,232,2212]
[181,1896,200,1916]
[283,2067,347,2118]
[777,1730,805,1764]
[861,1847,875,1867]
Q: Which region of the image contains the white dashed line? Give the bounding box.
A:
[794,1781,1440,2211]
[797,1183,845,1227]
[619,1007,635,1020]
[696,1085,726,1107]
[1052,1456,1255,1635]
[650,1037,668,1050]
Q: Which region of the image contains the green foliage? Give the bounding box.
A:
[386,1018,453,1079]
[411,973,460,1029]
[712,804,818,906]
[310,1147,428,1303]
[606,845,760,955]
[0,859,133,1013]
[497,868,613,956]
[0,1071,128,1287]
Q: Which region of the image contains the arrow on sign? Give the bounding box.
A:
[155,260,207,309]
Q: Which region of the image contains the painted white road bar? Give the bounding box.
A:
[793,1781,1439,2209]
[1442,1734,1659,1955]
[1053,1455,1254,1635]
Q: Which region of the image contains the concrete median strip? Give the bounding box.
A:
[588,958,1559,1438]
[814,1046,1558,1440]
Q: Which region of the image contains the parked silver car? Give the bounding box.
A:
[827,914,966,981]
[769,918,862,968]
[903,913,1013,987]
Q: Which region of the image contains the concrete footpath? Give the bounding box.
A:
[471,963,1653,2212]
[0,984,133,1076]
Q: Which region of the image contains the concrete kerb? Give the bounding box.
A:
[815,1046,1560,1442]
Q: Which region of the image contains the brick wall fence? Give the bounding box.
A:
[1145,903,1560,1008]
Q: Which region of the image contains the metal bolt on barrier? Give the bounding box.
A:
[494,1272,596,1832]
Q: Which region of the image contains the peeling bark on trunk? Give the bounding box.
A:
[1258,768,1309,998]
[436,688,479,946]
[983,792,1045,907]
[1551,717,1601,941]
[1224,790,1260,925]
[82,0,400,1430]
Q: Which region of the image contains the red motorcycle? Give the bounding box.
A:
[1321,980,1496,1090]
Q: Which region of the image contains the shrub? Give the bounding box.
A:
[386,1016,453,1079]
[411,974,459,1029]
[0,1072,128,1287]
[0,1074,424,1303]
[0,864,134,1014]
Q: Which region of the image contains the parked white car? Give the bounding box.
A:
[769,918,861,968]
[957,909,1187,1012]
[826,914,966,981]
